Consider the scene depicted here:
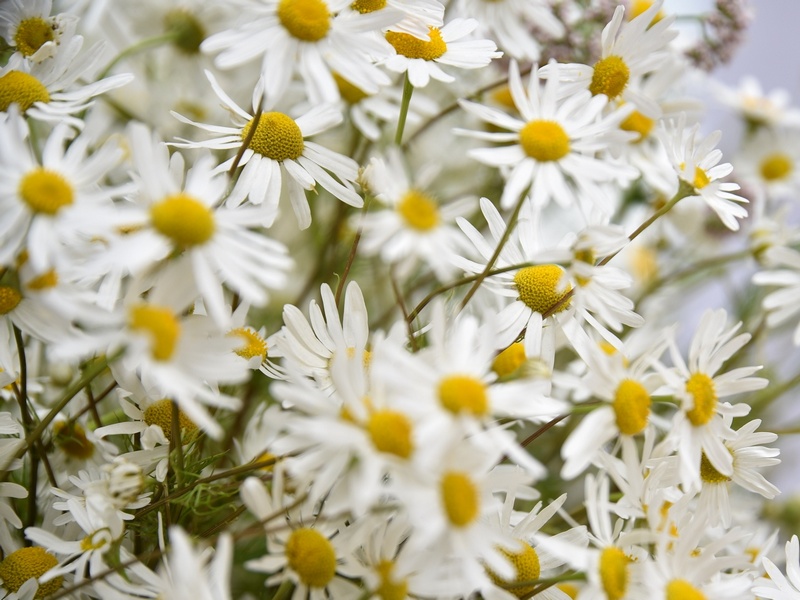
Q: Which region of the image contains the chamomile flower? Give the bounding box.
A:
[458,61,636,215]
[754,535,800,600]
[753,245,800,345]
[358,148,476,279]
[0,34,133,128]
[737,128,800,204]
[714,76,800,130]
[660,114,749,231]
[201,0,393,106]
[0,0,77,62]
[173,72,363,229]
[656,308,768,492]
[0,545,63,600]
[383,18,502,88]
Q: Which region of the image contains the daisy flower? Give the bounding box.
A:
[0,33,133,128]
[358,147,476,279]
[714,75,800,130]
[382,18,502,88]
[754,535,800,600]
[173,71,363,229]
[457,61,636,215]
[201,0,393,106]
[737,128,800,204]
[660,114,749,231]
[0,0,77,62]
[753,245,800,345]
[655,308,768,492]
[0,546,64,600]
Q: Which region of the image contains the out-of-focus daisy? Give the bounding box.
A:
[201,0,393,106]
[753,245,800,345]
[383,18,501,88]
[458,61,636,215]
[173,72,362,229]
[655,308,767,492]
[737,128,800,204]
[660,115,749,231]
[359,147,476,279]
[0,0,77,62]
[714,76,800,130]
[754,535,800,600]
[0,34,133,128]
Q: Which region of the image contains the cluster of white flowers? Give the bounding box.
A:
[1,0,800,598]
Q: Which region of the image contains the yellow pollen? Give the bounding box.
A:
[612,379,651,436]
[514,264,572,314]
[519,120,570,162]
[25,269,58,291]
[441,471,479,527]
[285,528,337,588]
[19,168,74,215]
[491,85,516,111]
[666,579,705,600]
[692,166,711,189]
[760,153,793,181]
[589,56,630,99]
[242,112,305,161]
[0,70,51,112]
[255,451,277,472]
[630,245,658,282]
[745,547,760,563]
[629,0,665,24]
[386,27,447,61]
[437,375,489,416]
[150,193,215,247]
[351,0,386,13]
[599,546,630,600]
[277,0,331,42]
[492,342,526,378]
[128,304,181,362]
[228,327,268,362]
[374,560,408,600]
[80,531,108,552]
[685,373,717,426]
[486,543,540,598]
[163,8,206,54]
[53,421,94,460]
[699,452,732,484]
[558,583,580,599]
[397,189,440,231]
[333,73,369,104]
[621,110,655,141]
[367,409,413,458]
[0,287,22,315]
[143,399,198,443]
[14,17,55,57]
[0,546,62,598]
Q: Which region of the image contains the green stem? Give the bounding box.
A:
[170,401,185,489]
[394,73,414,145]
[271,578,295,600]
[98,32,180,79]
[335,195,371,305]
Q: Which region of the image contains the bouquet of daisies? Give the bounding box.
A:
[1,0,799,598]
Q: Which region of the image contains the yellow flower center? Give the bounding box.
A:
[333,73,369,104]
[128,304,181,362]
[143,398,198,443]
[612,379,651,436]
[277,0,331,42]
[0,70,51,112]
[386,27,447,61]
[760,153,793,181]
[685,373,717,426]
[0,287,22,315]
[437,375,489,416]
[26,269,58,291]
[514,265,572,314]
[285,528,337,588]
[491,85,516,111]
[243,112,305,161]
[351,0,386,13]
[699,452,732,484]
[163,8,206,54]
[629,0,665,23]
[558,583,580,599]
[441,471,479,527]
[492,342,526,378]
[589,56,630,100]
[367,409,413,458]
[374,560,408,600]
[397,189,440,231]
[14,17,55,57]
[666,579,705,600]
[692,166,711,189]
[519,120,571,162]
[621,110,655,141]
[599,546,630,600]
[53,421,94,460]
[19,168,74,215]
[486,543,540,598]
[150,193,215,247]
[228,327,268,363]
[0,547,62,598]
